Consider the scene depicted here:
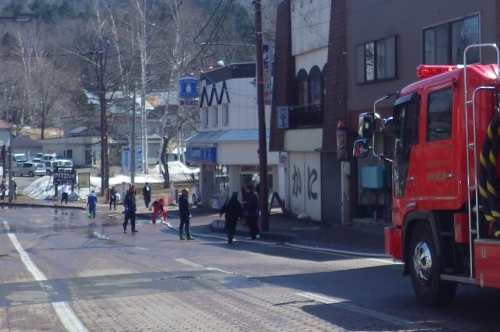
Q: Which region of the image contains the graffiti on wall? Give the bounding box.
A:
[292,165,301,197]
[292,164,318,200]
[307,167,318,200]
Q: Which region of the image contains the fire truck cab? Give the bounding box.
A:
[354,44,500,306]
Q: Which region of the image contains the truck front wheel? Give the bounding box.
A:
[410,222,457,306]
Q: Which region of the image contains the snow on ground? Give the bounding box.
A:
[23,161,199,200]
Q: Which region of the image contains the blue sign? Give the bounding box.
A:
[185,146,217,165]
[277,106,289,129]
[178,77,198,99]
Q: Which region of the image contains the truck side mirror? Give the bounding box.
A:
[358,113,375,138]
[381,117,394,133]
[353,139,370,158]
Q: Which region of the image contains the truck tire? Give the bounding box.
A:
[410,222,457,306]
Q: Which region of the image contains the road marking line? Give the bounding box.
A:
[205,267,233,274]
[3,221,89,332]
[175,258,204,268]
[296,292,434,331]
[366,258,403,265]
[52,302,89,332]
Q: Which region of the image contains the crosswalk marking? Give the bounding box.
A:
[3,220,89,332]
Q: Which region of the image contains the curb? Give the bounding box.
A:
[209,219,301,242]
[209,219,389,258]
[281,242,391,259]
[0,202,86,210]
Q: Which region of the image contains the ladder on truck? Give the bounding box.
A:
[463,43,500,281]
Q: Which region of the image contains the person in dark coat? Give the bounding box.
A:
[123,185,138,233]
[220,191,243,244]
[109,186,117,210]
[179,188,193,240]
[244,184,260,240]
[142,182,151,208]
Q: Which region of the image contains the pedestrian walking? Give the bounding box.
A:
[220,191,243,244]
[244,184,260,240]
[109,186,117,210]
[123,185,138,233]
[143,182,151,208]
[179,188,194,240]
[149,198,167,224]
[0,179,6,200]
[61,182,69,205]
[87,190,97,218]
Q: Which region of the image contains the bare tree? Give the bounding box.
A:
[130,0,161,174]
[156,0,201,188]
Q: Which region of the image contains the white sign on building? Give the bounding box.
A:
[135,146,143,172]
[122,146,130,171]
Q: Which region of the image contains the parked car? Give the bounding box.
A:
[32,153,43,163]
[12,153,27,165]
[12,162,46,177]
[44,161,59,175]
[41,154,58,162]
[56,159,73,168]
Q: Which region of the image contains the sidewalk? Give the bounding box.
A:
[0,198,390,257]
[209,213,389,257]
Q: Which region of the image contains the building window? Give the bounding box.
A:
[355,35,397,84]
[292,67,324,128]
[222,105,229,126]
[298,81,308,106]
[212,106,218,127]
[309,77,322,106]
[423,14,479,65]
[202,108,208,128]
[64,149,73,159]
[427,88,452,142]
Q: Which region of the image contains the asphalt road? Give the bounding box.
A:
[0,207,498,331]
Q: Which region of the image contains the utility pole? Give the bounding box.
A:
[254,0,269,231]
[7,131,12,203]
[131,84,136,185]
[94,42,109,196]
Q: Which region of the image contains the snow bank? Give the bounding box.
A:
[22,161,199,200]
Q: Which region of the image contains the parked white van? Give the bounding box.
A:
[41,153,58,162]
[12,154,27,165]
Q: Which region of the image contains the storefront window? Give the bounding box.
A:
[215,164,229,195]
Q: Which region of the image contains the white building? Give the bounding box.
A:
[186,63,284,207]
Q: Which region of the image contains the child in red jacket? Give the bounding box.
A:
[149,198,167,224]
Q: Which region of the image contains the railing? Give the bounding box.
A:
[288,105,323,128]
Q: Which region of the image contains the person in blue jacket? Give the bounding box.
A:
[87,190,98,219]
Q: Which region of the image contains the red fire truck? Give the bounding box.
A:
[354,44,500,306]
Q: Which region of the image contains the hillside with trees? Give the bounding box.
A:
[0,0,277,187]
[0,0,265,132]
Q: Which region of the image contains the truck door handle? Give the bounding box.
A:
[445,173,453,178]
[407,176,415,181]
